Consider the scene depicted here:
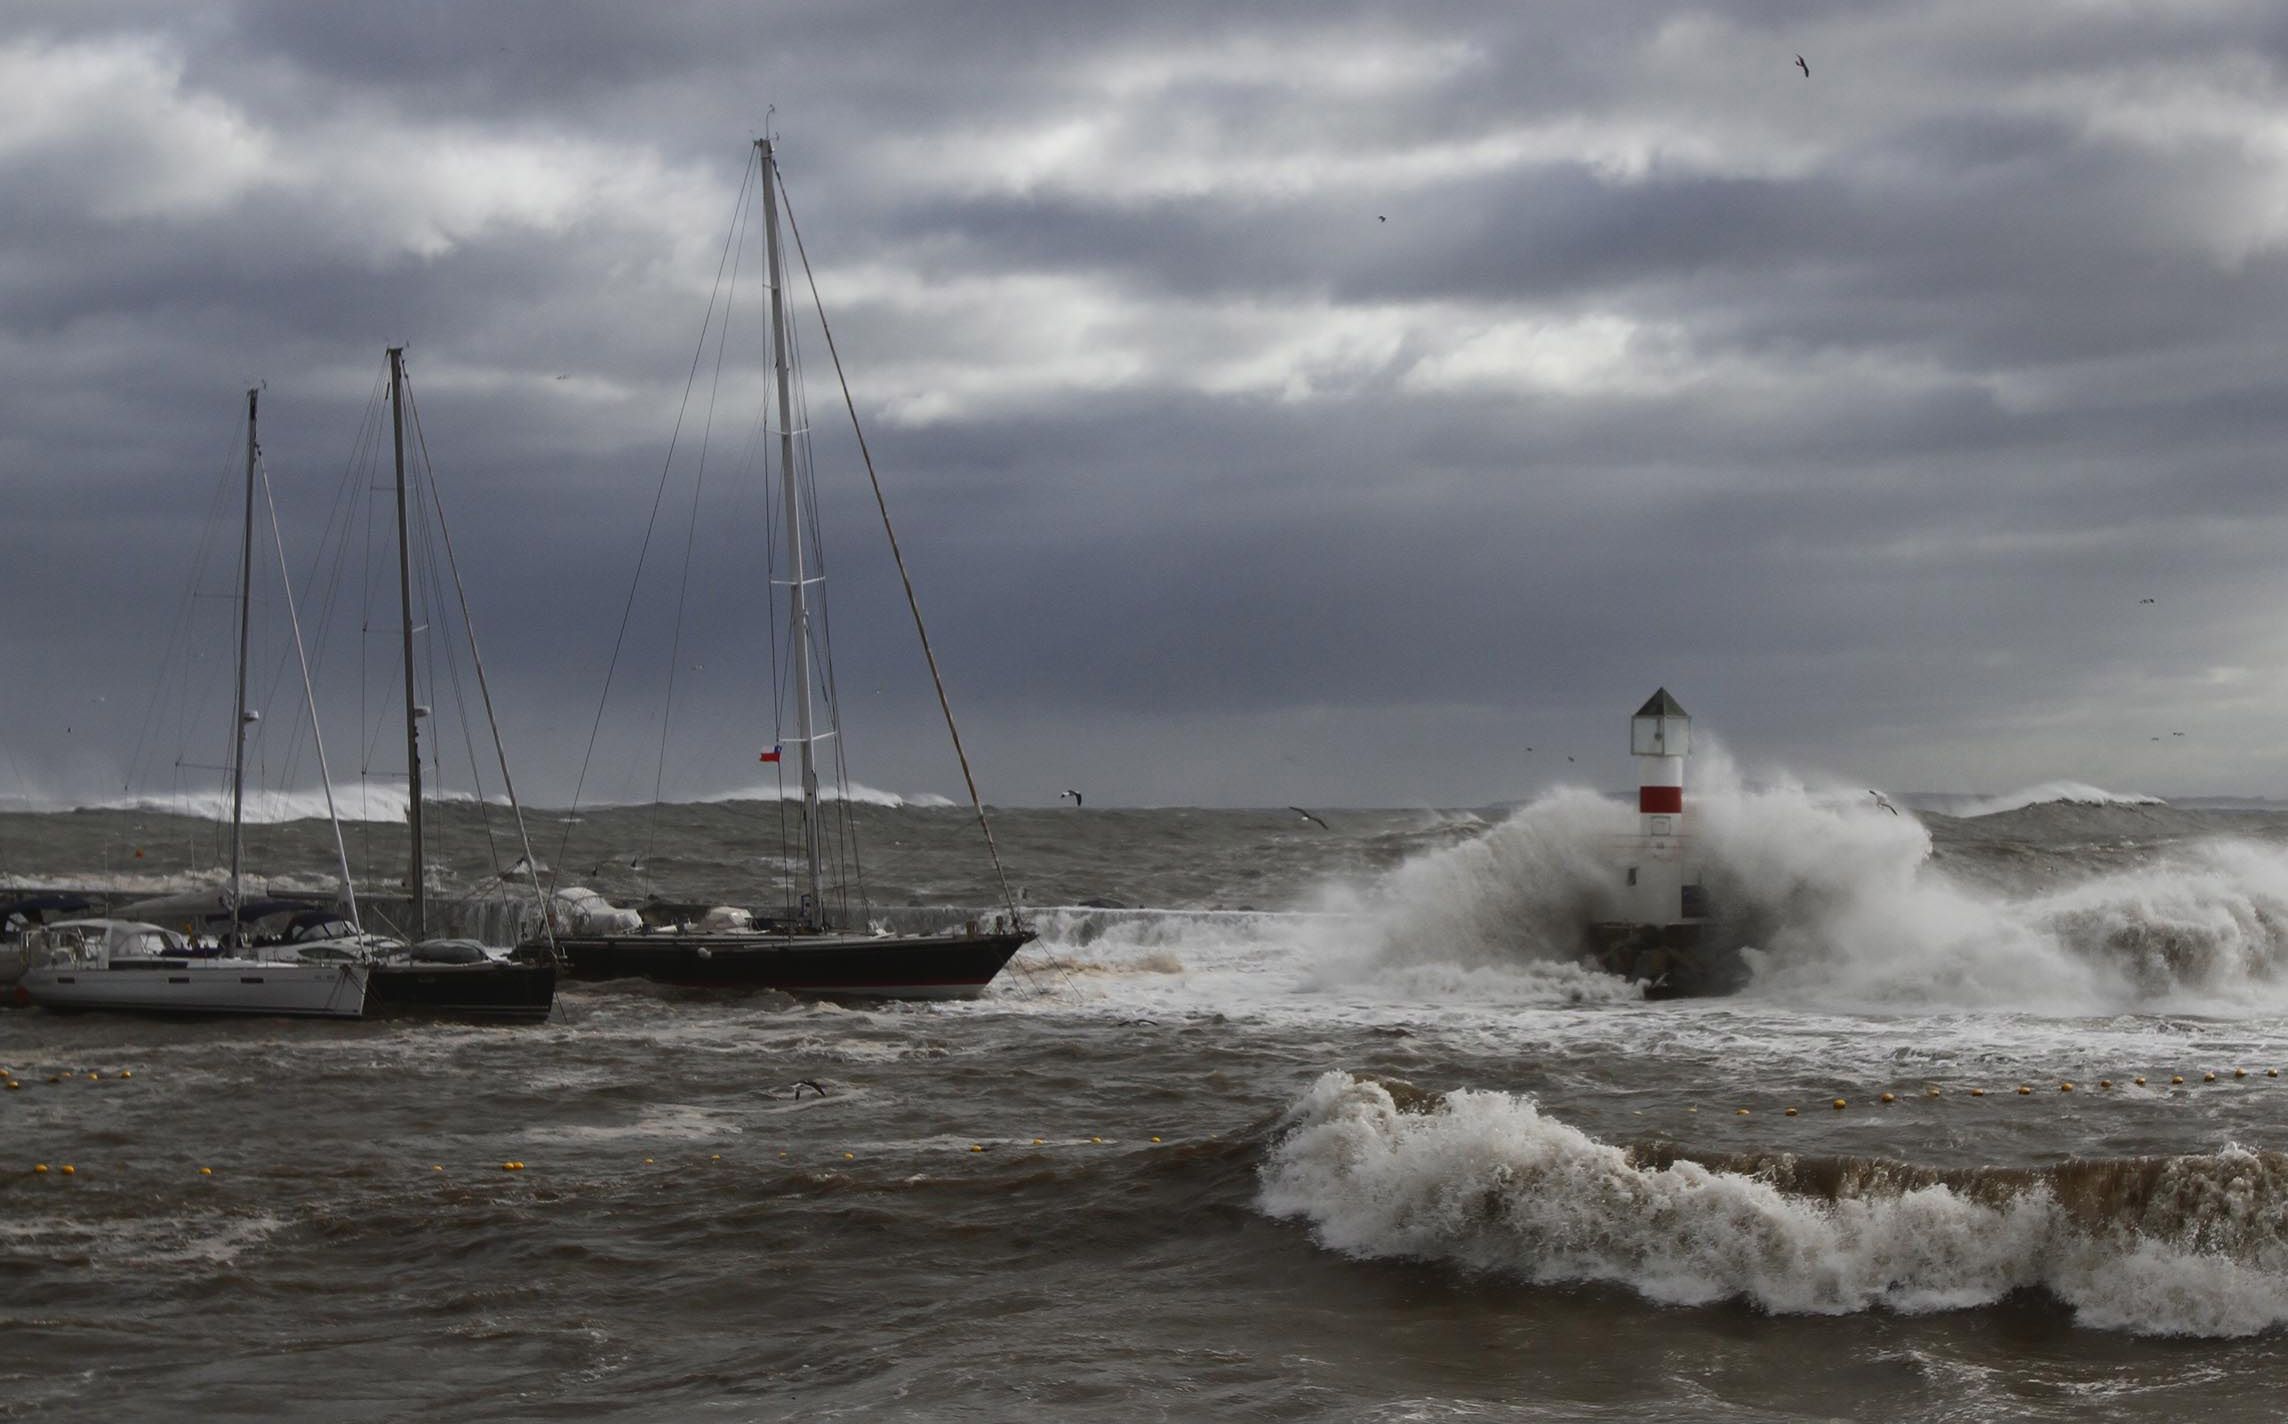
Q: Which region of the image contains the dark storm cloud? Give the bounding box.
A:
[6,1,2288,811]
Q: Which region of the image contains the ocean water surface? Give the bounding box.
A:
[9,779,2288,1420]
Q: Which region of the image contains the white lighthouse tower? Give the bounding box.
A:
[1590,688,1727,994]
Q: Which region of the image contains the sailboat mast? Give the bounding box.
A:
[229,386,258,948]
[388,346,426,941]
[758,138,824,925]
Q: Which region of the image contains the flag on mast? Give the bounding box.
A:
[759,745,782,763]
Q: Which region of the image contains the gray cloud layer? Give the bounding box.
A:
[5,1,2287,809]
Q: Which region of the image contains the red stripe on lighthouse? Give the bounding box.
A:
[1639,786,1683,814]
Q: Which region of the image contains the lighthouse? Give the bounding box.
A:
[1587,688,1734,995]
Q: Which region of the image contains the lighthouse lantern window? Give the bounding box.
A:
[1630,690,1692,757]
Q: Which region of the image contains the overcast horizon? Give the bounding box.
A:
[8,2,2288,811]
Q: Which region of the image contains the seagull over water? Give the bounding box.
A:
[1289,807,1331,831]
[1059,789,1084,808]
[1868,791,1899,816]
[1795,54,1809,77]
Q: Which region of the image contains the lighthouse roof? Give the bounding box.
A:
[1634,687,1689,719]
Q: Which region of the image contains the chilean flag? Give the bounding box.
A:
[759,745,782,763]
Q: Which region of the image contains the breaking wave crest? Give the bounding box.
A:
[1940,783,2169,818]
[1356,749,2288,1014]
[1261,1072,2288,1336]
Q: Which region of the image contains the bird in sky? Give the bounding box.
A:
[1795,54,1809,77]
[1378,215,1386,222]
[2139,597,2156,604]
[1868,791,1899,816]
[1289,807,1331,830]
[2173,731,2186,737]
[1059,789,1084,807]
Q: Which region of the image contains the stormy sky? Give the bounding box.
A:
[7,0,2288,810]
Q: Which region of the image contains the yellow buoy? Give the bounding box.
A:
[119,1071,131,1080]
[1152,1136,1163,1142]
[2135,1076,2147,1086]
[1879,1092,1896,1104]
[1925,1087,1941,1097]
[2017,1085,2032,1096]
[33,1164,48,1174]
[1784,1107,1799,1117]
[1736,1108,1750,1116]
[843,1152,855,1160]
[643,1158,654,1166]
[2203,1072,2217,1083]
[60,1165,75,1176]
[711,1154,721,1161]
[86,1072,99,1081]
[2271,1069,2281,1079]
[1091,1137,1103,1144]
[199,1166,213,1176]
[433,1165,444,1172]
[2098,1079,2112,1089]
[4,1081,18,1092]
[2235,1068,2248,1079]
[1032,1138,1044,1145]
[2059,1083,2074,1093]
[970,1144,984,1153]
[1970,1088,1986,1097]
[1832,1098,1847,1110]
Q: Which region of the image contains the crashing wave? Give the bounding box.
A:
[1936,783,2169,819]
[692,780,955,809]
[1346,748,2288,1014]
[1261,1072,2288,1336]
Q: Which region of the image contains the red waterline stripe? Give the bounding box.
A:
[1639,786,1684,814]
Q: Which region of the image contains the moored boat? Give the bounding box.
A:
[16,918,368,1018]
[531,916,1030,999]
[518,136,1034,998]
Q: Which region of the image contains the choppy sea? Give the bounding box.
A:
[12,770,2288,1421]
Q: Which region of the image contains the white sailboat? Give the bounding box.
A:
[19,388,370,1018]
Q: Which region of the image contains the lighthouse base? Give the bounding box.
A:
[1584,921,1745,999]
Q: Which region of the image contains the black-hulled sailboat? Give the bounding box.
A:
[356,346,559,1021]
[521,137,1032,998]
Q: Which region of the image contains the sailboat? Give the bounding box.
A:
[522,137,1033,998]
[19,389,370,1018]
[342,347,559,1021]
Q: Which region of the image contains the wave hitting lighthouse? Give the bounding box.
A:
[1585,688,1737,996]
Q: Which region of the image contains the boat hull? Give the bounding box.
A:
[528,929,1034,999]
[365,959,557,1022]
[20,959,370,1018]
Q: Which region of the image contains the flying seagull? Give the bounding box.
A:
[792,1079,827,1099]
[1289,807,1331,831]
[1795,54,1809,77]
[1059,789,1084,808]
[1868,791,1899,817]
[2139,597,2156,604]
[1378,215,1386,222]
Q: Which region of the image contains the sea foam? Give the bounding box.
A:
[1260,1071,2288,1336]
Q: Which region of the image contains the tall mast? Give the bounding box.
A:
[229,386,258,948]
[759,138,824,925]
[388,346,426,941]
